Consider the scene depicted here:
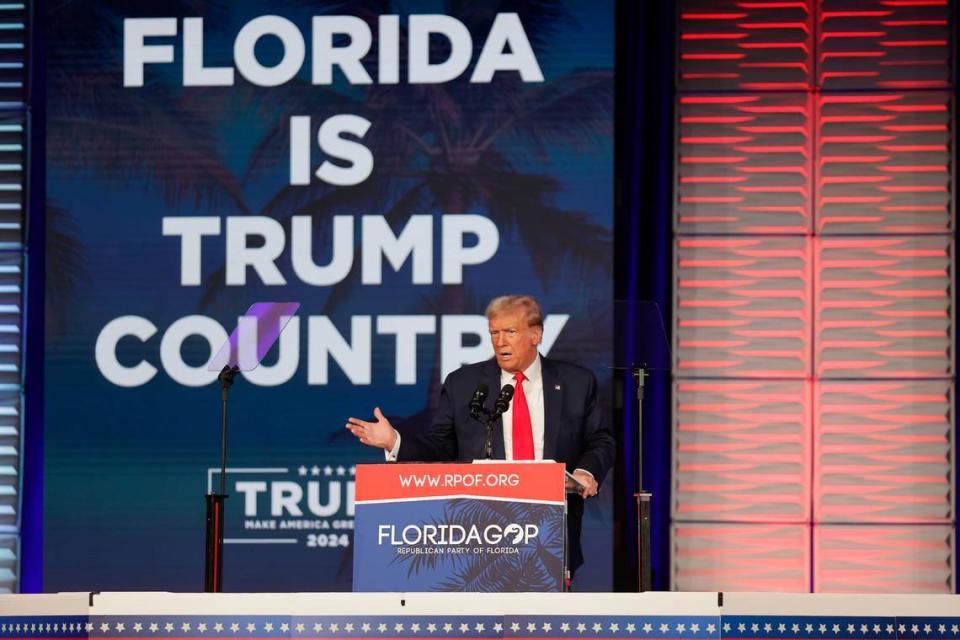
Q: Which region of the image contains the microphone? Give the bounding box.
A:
[469,383,489,420]
[493,384,514,415]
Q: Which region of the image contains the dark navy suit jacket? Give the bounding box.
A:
[397,356,615,571]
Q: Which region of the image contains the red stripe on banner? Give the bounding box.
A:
[355,461,566,502]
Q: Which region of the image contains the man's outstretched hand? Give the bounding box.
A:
[566,469,599,498]
[346,407,398,451]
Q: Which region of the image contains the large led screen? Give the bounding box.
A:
[43,1,615,591]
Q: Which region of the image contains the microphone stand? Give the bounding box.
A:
[471,407,499,460]
[205,364,238,593]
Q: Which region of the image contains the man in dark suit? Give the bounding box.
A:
[346,295,615,574]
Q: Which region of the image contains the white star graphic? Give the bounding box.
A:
[377,624,386,633]
[181,623,191,632]
[676,624,685,633]
[100,623,111,632]
[899,625,907,634]
[329,623,339,632]
[475,623,485,632]
[859,624,867,634]
[410,624,420,633]
[197,623,207,633]
[626,624,636,633]
[643,623,653,633]
[763,623,771,632]
[264,623,274,632]
[952,625,959,634]
[777,624,786,632]
[493,624,503,633]
[542,623,552,632]
[393,623,403,633]
[344,623,354,633]
[660,624,670,633]
[911,625,919,634]
[116,622,126,632]
[426,624,436,633]
[750,624,758,633]
[215,623,224,633]
[323,466,333,476]
[295,623,304,633]
[298,466,308,476]
[690,624,700,633]
[609,623,619,633]
[577,623,587,633]
[845,624,854,634]
[336,466,346,476]
[281,623,290,632]
[561,623,571,633]
[231,623,240,632]
[804,624,813,633]
[149,623,159,633]
[939,626,947,634]
[311,465,321,476]
[349,466,356,475]
[511,623,521,632]
[246,623,256,632]
[442,623,453,633]
[819,624,827,633]
[594,623,603,633]
[924,625,932,634]
[707,624,716,634]
[528,623,538,632]
[361,623,371,633]
[459,623,470,633]
[873,625,881,634]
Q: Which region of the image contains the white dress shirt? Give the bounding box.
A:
[500,355,545,460]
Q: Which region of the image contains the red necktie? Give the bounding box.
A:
[512,372,534,460]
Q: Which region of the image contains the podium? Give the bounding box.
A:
[353,462,567,592]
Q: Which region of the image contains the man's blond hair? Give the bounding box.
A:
[484,295,544,328]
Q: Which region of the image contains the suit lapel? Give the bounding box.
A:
[541,357,562,461]
[484,359,506,459]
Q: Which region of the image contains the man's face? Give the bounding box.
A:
[488,310,543,373]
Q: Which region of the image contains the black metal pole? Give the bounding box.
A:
[205,365,238,593]
[633,366,652,592]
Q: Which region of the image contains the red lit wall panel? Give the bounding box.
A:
[676,93,813,235]
[679,1,814,92]
[815,380,953,523]
[673,523,811,592]
[819,0,953,91]
[817,92,953,234]
[815,236,953,378]
[674,380,811,522]
[674,0,955,594]
[814,525,954,592]
[675,237,811,377]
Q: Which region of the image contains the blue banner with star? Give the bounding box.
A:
[10,612,960,640]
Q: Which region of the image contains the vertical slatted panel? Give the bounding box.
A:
[0,0,25,595]
[673,0,955,593]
